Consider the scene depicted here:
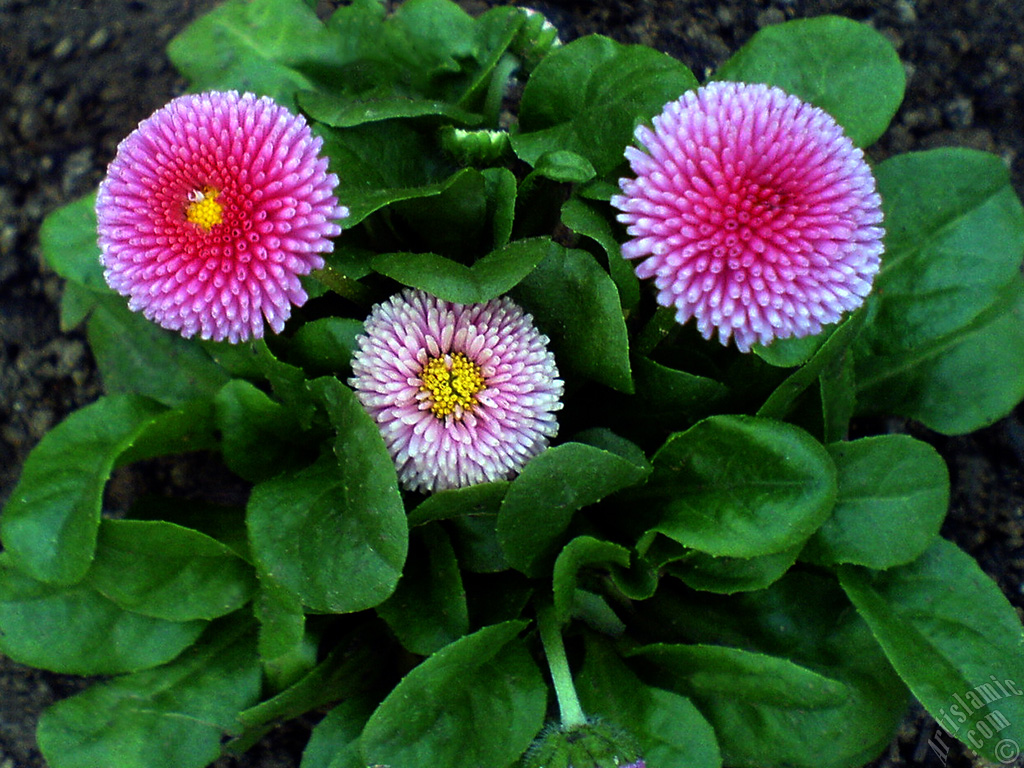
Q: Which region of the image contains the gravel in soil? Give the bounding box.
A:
[2,1,1023,767]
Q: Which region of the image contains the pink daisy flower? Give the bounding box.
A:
[96,90,348,343]
[612,81,884,352]
[349,289,564,493]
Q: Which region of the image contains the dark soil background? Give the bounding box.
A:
[2,0,1023,767]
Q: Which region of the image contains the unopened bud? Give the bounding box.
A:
[522,719,645,768]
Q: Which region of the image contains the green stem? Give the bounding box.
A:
[537,604,587,729]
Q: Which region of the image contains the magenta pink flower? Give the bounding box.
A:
[96,90,347,343]
[349,289,563,493]
[612,81,884,352]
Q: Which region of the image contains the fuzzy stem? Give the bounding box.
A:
[537,604,587,729]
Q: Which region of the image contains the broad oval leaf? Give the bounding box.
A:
[86,520,256,622]
[513,35,699,175]
[511,246,633,393]
[667,544,802,595]
[167,0,341,108]
[214,379,309,483]
[360,621,546,768]
[713,15,904,147]
[560,196,640,312]
[497,441,651,577]
[376,525,469,655]
[1,394,166,585]
[801,435,949,569]
[0,560,206,675]
[247,379,406,613]
[854,149,1024,434]
[36,616,260,768]
[300,89,482,128]
[371,237,557,304]
[640,415,837,558]
[88,300,231,408]
[300,697,376,768]
[39,193,106,293]
[839,539,1024,766]
[577,634,722,768]
[631,643,849,709]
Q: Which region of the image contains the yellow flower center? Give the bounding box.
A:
[420,352,487,419]
[185,186,223,231]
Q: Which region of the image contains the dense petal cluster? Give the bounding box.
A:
[612,81,884,352]
[96,90,347,343]
[349,289,563,493]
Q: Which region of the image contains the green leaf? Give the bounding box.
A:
[408,482,510,574]
[561,196,640,312]
[801,435,949,569]
[254,579,315,692]
[288,317,365,377]
[756,311,865,422]
[513,35,699,175]
[713,15,905,147]
[552,536,630,625]
[126,497,251,564]
[204,338,317,427]
[232,625,386,754]
[371,237,558,303]
[39,192,106,294]
[640,415,837,558]
[577,634,722,768]
[408,481,509,527]
[377,524,469,655]
[36,616,260,768]
[392,167,491,255]
[301,697,376,768]
[626,355,731,430]
[87,300,231,408]
[361,621,546,768]
[114,400,219,465]
[85,520,255,622]
[214,379,309,482]
[247,379,406,613]
[667,544,801,595]
[632,572,909,768]
[511,246,633,392]
[482,167,517,249]
[301,90,482,128]
[167,0,341,108]
[1,394,165,585]
[530,150,596,184]
[316,121,449,226]
[854,149,1024,434]
[497,441,651,577]
[839,539,1024,765]
[632,643,849,709]
[0,558,206,675]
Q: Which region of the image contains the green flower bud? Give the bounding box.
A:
[522,719,645,768]
[440,126,511,165]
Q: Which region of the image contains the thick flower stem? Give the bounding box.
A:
[537,604,587,730]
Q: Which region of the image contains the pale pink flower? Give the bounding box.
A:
[96,90,347,343]
[349,289,563,493]
[612,81,884,352]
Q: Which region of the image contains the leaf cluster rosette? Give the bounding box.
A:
[5,2,1024,768]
